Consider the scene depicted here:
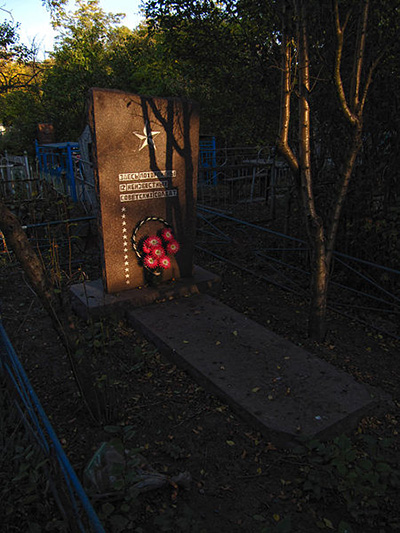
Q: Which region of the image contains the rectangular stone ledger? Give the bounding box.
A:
[127,295,382,445]
[88,88,199,293]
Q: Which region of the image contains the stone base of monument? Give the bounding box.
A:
[126,294,389,446]
[69,265,220,320]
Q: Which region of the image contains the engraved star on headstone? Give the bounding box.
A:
[134,121,160,151]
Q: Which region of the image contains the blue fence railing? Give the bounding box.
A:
[0,317,105,532]
[35,141,79,201]
[35,136,218,210]
[199,136,217,186]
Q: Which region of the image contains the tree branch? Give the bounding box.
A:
[326,127,361,266]
[350,1,369,110]
[359,54,382,115]
[0,198,99,423]
[276,28,299,177]
[333,0,357,126]
[297,0,313,211]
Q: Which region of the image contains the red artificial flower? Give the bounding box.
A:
[152,245,165,259]
[161,228,174,241]
[144,255,158,269]
[159,256,171,269]
[142,242,151,254]
[167,240,180,255]
[144,235,162,250]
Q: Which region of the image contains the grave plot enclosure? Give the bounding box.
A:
[88,88,199,293]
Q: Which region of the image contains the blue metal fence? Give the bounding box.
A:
[199,136,217,185]
[35,136,219,209]
[0,317,105,532]
[35,141,79,201]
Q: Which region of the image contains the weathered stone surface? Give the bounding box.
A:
[69,266,220,320]
[127,294,386,446]
[88,88,199,293]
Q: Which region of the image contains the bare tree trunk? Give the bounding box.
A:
[327,0,378,265]
[0,198,99,422]
[0,198,64,336]
[308,223,329,340]
[277,0,378,341]
[276,1,298,177]
[296,0,329,340]
[278,1,329,341]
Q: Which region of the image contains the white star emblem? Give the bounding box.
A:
[121,207,126,213]
[134,121,160,151]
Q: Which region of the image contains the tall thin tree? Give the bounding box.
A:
[277,0,379,340]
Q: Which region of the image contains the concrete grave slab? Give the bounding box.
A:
[88,88,199,293]
[127,294,386,446]
[70,266,220,320]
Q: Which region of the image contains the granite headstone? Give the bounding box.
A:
[88,88,199,293]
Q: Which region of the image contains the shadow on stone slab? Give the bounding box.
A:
[126,294,390,447]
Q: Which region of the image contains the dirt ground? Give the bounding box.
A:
[1,208,400,533]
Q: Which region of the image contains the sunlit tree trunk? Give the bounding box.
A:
[296,1,329,340]
[277,0,377,341]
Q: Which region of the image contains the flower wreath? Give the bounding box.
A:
[131,216,180,277]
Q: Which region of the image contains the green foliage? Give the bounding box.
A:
[145,0,281,144]
[41,0,125,139]
[0,88,45,153]
[107,25,180,96]
[295,433,400,527]
[11,0,282,145]
[0,19,32,62]
[0,16,44,149]
[0,16,47,150]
